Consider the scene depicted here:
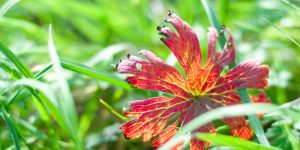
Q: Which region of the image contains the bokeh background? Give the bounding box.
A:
[0,0,299,149]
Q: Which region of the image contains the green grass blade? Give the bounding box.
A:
[4,88,23,107]
[238,90,270,145]
[12,78,68,131]
[195,133,279,150]
[48,25,82,149]
[201,0,270,146]
[159,103,278,150]
[282,0,300,11]
[31,58,132,90]
[0,0,19,17]
[15,118,48,140]
[0,41,68,135]
[283,124,300,150]
[0,103,20,150]
[99,99,128,121]
[0,41,34,78]
[85,43,133,66]
[262,17,300,48]
[13,79,58,106]
[60,58,132,90]
[201,0,226,46]
[35,63,53,79]
[0,60,21,79]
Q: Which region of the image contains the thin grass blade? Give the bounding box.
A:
[60,58,132,90]
[12,78,68,131]
[0,60,21,79]
[0,41,34,78]
[195,133,279,150]
[48,25,82,148]
[13,78,57,106]
[0,0,19,17]
[262,17,300,48]
[99,99,128,121]
[85,43,133,66]
[0,103,20,150]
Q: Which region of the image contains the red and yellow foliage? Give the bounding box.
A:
[117,12,270,150]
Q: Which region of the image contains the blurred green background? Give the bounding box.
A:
[0,0,299,149]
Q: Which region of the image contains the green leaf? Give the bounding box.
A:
[0,60,21,79]
[0,41,34,78]
[85,43,133,66]
[35,63,53,79]
[13,78,57,106]
[0,103,20,150]
[48,25,82,149]
[262,17,300,48]
[195,133,279,150]
[0,38,72,148]
[60,58,132,91]
[99,99,128,121]
[12,78,68,133]
[15,118,48,140]
[0,0,19,17]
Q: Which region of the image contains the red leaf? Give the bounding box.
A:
[159,12,202,76]
[117,50,191,98]
[121,96,192,141]
[117,12,271,150]
[223,117,252,139]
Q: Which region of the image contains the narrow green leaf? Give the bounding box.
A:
[282,0,300,11]
[48,25,82,149]
[35,63,53,79]
[0,60,21,79]
[85,43,133,66]
[28,58,132,90]
[283,124,300,150]
[0,103,20,150]
[15,118,48,140]
[0,41,34,78]
[4,88,24,107]
[0,0,19,17]
[60,58,132,90]
[195,133,279,150]
[12,78,68,132]
[99,99,128,121]
[0,30,75,147]
[201,0,270,146]
[13,79,57,106]
[201,0,226,46]
[262,17,300,48]
[159,103,279,150]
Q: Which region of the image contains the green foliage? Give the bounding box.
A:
[0,0,299,149]
[196,133,279,150]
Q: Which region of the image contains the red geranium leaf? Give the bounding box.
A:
[117,12,270,150]
[182,99,216,149]
[223,117,252,139]
[152,120,179,147]
[209,60,269,94]
[159,12,202,77]
[117,50,191,98]
[121,96,192,141]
